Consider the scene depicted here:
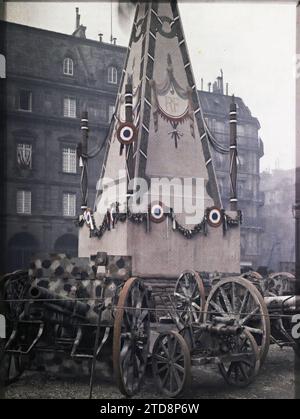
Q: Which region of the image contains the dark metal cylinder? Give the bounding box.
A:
[28,286,90,317]
[80,111,89,210]
[197,322,242,336]
[229,98,238,211]
[125,83,133,123]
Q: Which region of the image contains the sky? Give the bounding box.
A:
[3,1,297,171]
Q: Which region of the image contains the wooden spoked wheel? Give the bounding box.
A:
[174,270,206,325]
[219,330,260,388]
[152,331,191,398]
[204,277,270,365]
[113,277,150,397]
[268,272,296,296]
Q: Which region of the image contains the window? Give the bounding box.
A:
[63,193,76,217]
[17,143,32,169]
[62,147,77,174]
[108,104,115,122]
[108,66,117,84]
[17,190,31,215]
[19,90,32,112]
[64,97,76,118]
[63,58,74,76]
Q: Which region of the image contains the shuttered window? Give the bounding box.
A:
[17,143,32,169]
[64,97,76,118]
[62,148,77,173]
[63,193,76,217]
[17,190,32,215]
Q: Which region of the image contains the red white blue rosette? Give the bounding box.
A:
[207,207,222,228]
[149,202,165,223]
[117,122,137,145]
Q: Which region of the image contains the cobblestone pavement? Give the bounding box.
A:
[4,346,295,399]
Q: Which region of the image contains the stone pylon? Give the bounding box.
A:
[79,1,240,277]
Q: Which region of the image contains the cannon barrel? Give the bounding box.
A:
[197,322,243,336]
[28,286,90,317]
[264,296,300,312]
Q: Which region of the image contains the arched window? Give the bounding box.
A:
[108,66,117,84]
[63,57,74,76]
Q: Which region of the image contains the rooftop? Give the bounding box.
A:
[0,19,127,53]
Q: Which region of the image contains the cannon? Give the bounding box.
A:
[0,0,298,398]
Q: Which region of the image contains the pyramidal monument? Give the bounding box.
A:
[78,1,240,277]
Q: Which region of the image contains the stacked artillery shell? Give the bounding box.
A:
[28,254,112,325]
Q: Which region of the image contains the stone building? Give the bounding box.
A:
[199,74,264,269]
[0,19,264,273]
[0,19,126,272]
[258,169,295,273]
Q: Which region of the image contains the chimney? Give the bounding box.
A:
[226,83,229,96]
[201,78,204,90]
[76,7,80,30]
[113,37,117,45]
[98,33,103,42]
[208,82,212,93]
[72,7,86,39]
[219,69,224,94]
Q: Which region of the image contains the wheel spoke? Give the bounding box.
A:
[169,368,174,392]
[174,353,184,362]
[173,366,182,389]
[190,282,198,298]
[162,368,170,387]
[238,363,248,381]
[120,341,131,361]
[239,290,250,316]
[245,326,263,336]
[226,363,235,379]
[174,363,185,373]
[161,341,169,358]
[157,363,169,374]
[210,300,226,316]
[232,282,237,313]
[137,309,149,327]
[241,306,260,326]
[133,354,139,380]
[191,302,201,311]
[219,287,233,313]
[174,292,187,301]
[154,353,168,363]
[241,360,253,368]
[178,281,189,298]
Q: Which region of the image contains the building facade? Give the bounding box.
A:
[259,169,295,273]
[198,76,264,269]
[0,20,264,273]
[0,20,126,272]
